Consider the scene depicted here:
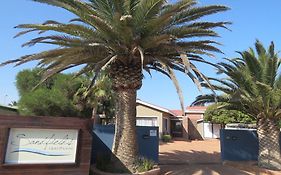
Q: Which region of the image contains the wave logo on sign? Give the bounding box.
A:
[12,148,68,157]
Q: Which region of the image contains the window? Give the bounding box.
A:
[136,117,158,126]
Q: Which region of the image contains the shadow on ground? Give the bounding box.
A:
[159,138,193,146]
[160,150,220,165]
[159,141,175,145]
[159,150,273,175]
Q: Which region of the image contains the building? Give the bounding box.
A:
[168,110,187,138]
[136,100,175,137]
[0,105,18,116]
[185,106,222,140]
[136,100,221,140]
[185,106,207,140]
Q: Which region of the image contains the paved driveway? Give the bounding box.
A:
[159,139,281,175]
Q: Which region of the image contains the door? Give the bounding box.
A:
[212,124,221,138]
[171,120,183,137]
[203,122,213,138]
[203,122,222,138]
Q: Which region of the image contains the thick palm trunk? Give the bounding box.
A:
[257,116,281,170]
[109,61,143,173]
[112,89,138,172]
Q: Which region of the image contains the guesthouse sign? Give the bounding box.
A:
[5,128,79,164]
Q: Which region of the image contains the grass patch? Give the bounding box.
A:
[136,157,156,173]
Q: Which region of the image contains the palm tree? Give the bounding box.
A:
[74,71,115,124]
[194,40,281,170]
[1,0,229,172]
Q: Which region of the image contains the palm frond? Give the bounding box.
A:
[194,40,281,119]
[172,5,230,26]
[15,23,100,39]
[165,66,185,112]
[2,0,230,106]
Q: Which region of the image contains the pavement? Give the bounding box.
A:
[159,139,281,175]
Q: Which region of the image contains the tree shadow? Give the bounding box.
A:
[159,140,175,145]
[159,138,192,146]
[91,130,130,173]
[159,150,221,165]
[159,150,275,175]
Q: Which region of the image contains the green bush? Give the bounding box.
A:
[204,102,255,125]
[162,134,172,142]
[136,157,155,173]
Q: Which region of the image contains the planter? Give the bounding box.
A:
[91,165,161,175]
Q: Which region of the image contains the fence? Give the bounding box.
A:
[91,125,159,164]
[220,129,281,161]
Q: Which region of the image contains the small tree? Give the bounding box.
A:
[74,71,116,124]
[204,102,254,125]
[16,69,91,117]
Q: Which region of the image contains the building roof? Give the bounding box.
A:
[185,106,207,114]
[136,99,176,116]
[136,100,208,117]
[169,110,184,116]
[0,105,18,116]
[0,105,18,111]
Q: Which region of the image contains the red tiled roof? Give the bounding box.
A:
[186,106,207,110]
[185,106,207,115]
[169,110,184,116]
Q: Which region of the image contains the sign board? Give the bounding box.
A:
[149,130,157,137]
[5,128,79,164]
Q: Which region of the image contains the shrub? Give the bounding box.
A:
[136,157,155,173]
[162,134,172,142]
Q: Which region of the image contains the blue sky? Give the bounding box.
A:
[1,0,281,109]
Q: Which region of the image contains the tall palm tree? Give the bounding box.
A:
[194,40,281,170]
[1,0,229,172]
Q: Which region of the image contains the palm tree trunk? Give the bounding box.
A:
[257,116,281,170]
[112,89,138,172]
[91,105,99,125]
[109,61,143,172]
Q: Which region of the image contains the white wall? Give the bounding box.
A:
[203,122,221,139]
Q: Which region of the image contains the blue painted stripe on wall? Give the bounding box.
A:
[12,148,68,156]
